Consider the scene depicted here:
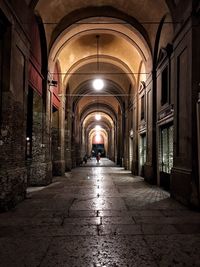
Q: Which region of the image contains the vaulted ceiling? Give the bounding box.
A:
[33,0,173,48]
[27,0,174,141]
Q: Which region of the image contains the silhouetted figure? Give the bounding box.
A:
[83,154,87,164]
[96,152,101,163]
[91,150,95,157]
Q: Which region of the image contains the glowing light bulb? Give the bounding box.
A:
[95,125,101,131]
[95,114,101,121]
[93,79,104,90]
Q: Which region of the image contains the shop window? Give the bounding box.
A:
[139,134,146,175]
[159,125,173,173]
[161,66,168,106]
[141,95,145,120]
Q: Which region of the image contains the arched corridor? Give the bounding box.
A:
[1,0,199,209]
[0,0,200,265]
[1,164,200,266]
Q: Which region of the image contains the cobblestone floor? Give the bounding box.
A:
[0,158,200,266]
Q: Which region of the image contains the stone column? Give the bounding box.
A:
[124,108,129,170]
[111,126,115,161]
[143,75,156,184]
[65,106,72,171]
[27,89,51,185]
[132,98,139,175]
[51,95,65,176]
[117,107,122,165]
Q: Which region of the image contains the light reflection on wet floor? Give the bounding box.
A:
[0,159,200,266]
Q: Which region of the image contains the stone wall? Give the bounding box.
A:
[0,1,30,210]
[171,4,200,208]
[0,167,27,211]
[27,91,52,186]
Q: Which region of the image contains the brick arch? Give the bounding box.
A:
[49,6,152,52]
[80,103,117,124]
[29,14,47,95]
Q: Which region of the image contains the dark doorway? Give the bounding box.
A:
[159,124,173,191]
[92,144,106,157]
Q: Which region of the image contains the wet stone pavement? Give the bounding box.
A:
[0,158,200,267]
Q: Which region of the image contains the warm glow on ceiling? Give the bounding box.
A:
[95,133,101,142]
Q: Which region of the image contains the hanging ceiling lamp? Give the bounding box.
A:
[95,114,101,121]
[93,78,104,90]
[93,35,104,91]
[95,125,101,131]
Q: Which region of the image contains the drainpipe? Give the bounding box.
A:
[122,102,126,167]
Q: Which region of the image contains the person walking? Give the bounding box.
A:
[96,152,101,163]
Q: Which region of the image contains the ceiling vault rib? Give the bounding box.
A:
[43,21,179,25]
[50,72,149,75]
[62,94,135,97]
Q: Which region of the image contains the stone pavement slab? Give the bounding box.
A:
[0,160,200,266]
[40,236,157,267]
[144,234,200,267]
[0,237,52,267]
